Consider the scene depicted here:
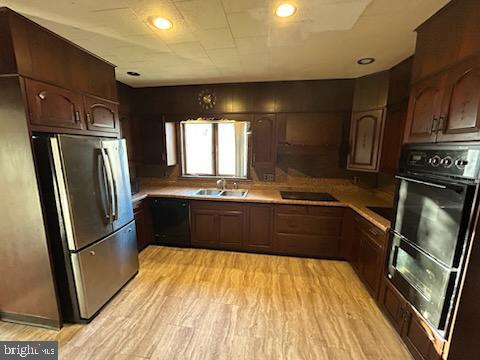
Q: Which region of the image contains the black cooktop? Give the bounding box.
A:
[280,191,338,202]
[367,206,394,221]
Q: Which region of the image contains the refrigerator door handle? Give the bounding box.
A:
[100,147,115,223]
[104,147,118,221]
[98,151,112,222]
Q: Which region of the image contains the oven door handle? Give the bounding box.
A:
[396,175,466,193]
[395,175,447,189]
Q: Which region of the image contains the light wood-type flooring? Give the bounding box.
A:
[0,246,411,359]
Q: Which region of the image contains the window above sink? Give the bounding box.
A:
[181,119,250,179]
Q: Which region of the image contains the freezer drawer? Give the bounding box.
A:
[71,221,139,319]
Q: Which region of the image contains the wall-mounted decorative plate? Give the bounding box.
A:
[198,89,216,110]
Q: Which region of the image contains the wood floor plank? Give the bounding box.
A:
[0,246,411,359]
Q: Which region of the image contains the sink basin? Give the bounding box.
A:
[219,190,248,198]
[194,189,223,196]
[193,189,248,198]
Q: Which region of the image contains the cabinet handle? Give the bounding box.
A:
[87,113,92,123]
[438,116,446,132]
[431,117,439,133]
[38,91,46,100]
[74,111,80,123]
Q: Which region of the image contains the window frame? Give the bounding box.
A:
[180,119,250,179]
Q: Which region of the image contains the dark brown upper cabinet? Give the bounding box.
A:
[84,95,119,133]
[347,109,385,172]
[405,55,480,144]
[25,78,84,131]
[437,56,480,142]
[411,0,480,83]
[252,113,277,181]
[404,74,445,144]
[1,8,117,101]
[406,0,480,144]
[1,8,119,138]
[348,71,389,172]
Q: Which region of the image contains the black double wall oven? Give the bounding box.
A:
[387,143,480,334]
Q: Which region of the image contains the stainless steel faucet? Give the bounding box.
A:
[216,178,226,190]
[233,182,239,190]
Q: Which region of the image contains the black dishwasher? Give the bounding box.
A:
[151,198,191,247]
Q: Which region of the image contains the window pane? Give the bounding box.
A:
[184,123,213,175]
[217,123,236,176]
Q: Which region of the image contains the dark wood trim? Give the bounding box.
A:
[0,311,61,330]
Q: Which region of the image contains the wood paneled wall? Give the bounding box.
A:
[132,79,354,115]
[130,79,355,180]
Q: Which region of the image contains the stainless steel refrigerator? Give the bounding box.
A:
[34,134,139,324]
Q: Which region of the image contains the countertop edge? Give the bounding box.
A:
[131,189,392,233]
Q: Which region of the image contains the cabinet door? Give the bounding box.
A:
[402,310,444,360]
[404,75,445,143]
[437,56,480,142]
[246,204,274,252]
[380,101,408,174]
[252,114,276,180]
[218,211,244,248]
[379,277,407,334]
[190,209,218,246]
[358,231,383,298]
[84,95,119,133]
[133,201,153,252]
[347,109,385,172]
[340,209,355,260]
[25,79,84,130]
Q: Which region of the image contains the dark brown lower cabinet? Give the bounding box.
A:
[349,214,386,299]
[133,199,153,252]
[274,205,343,258]
[190,201,245,251]
[245,204,275,252]
[379,277,445,360]
[358,230,384,297]
[190,201,343,257]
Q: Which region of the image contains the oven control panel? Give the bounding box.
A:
[401,146,480,179]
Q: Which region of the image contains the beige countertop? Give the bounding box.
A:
[132,184,393,232]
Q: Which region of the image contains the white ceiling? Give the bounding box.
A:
[1,0,449,87]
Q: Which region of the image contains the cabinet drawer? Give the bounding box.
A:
[354,214,386,247]
[190,200,243,212]
[308,206,343,217]
[275,205,307,214]
[276,214,343,236]
[277,233,339,258]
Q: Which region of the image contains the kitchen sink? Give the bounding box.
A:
[194,189,248,198]
[219,190,248,198]
[194,189,223,196]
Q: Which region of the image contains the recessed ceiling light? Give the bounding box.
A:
[151,17,173,30]
[357,57,375,65]
[127,71,141,77]
[275,3,296,18]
